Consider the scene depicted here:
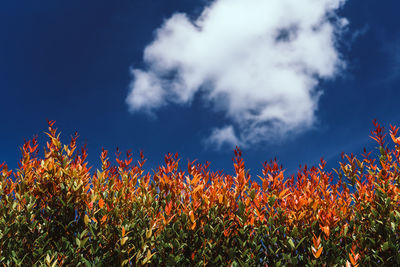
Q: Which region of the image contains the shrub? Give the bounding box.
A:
[0,120,399,266]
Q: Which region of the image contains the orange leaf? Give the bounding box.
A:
[160,213,167,225]
[99,198,104,209]
[191,221,196,230]
[100,215,107,224]
[261,178,269,191]
[278,188,290,199]
[313,234,321,248]
[192,184,204,194]
[122,226,126,237]
[253,198,259,208]
[165,201,172,216]
[163,174,170,184]
[349,249,359,266]
[349,252,356,265]
[189,210,195,223]
[320,224,330,238]
[219,195,223,204]
[298,211,306,220]
[390,133,400,145]
[166,214,176,225]
[223,227,230,237]
[204,196,209,206]
[312,201,319,212]
[312,246,323,258]
[277,171,284,180]
[125,158,132,165]
[191,174,201,185]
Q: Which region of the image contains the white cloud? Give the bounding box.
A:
[126,70,166,116]
[206,125,242,149]
[126,0,348,147]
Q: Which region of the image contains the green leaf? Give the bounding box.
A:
[390,222,396,232]
[82,258,92,267]
[81,237,89,248]
[268,196,276,206]
[80,229,88,239]
[238,201,245,216]
[343,225,348,236]
[295,237,307,250]
[292,226,298,237]
[288,238,295,250]
[382,241,389,251]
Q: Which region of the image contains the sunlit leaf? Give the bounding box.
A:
[121,237,128,246]
[84,214,90,225]
[189,210,195,223]
[99,198,104,209]
[312,246,323,259]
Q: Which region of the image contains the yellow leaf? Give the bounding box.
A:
[120,236,128,246]
[142,250,154,265]
[146,228,152,239]
[84,214,90,225]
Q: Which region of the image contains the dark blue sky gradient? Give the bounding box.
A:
[1,0,400,181]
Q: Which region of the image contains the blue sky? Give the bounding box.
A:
[1,0,400,179]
